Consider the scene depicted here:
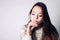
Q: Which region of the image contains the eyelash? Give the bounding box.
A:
[38,15,43,17]
[31,13,43,17]
[31,14,35,15]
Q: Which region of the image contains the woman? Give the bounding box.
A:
[20,2,59,40]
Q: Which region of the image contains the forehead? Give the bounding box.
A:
[32,6,43,14]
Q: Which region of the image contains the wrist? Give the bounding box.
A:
[26,31,32,36]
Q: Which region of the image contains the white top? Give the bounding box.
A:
[20,26,43,40]
[35,28,43,40]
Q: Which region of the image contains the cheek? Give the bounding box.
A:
[37,17,43,22]
[30,16,35,21]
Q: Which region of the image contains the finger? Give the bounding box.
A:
[31,26,35,31]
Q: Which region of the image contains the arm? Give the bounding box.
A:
[20,26,32,40]
[20,21,37,40]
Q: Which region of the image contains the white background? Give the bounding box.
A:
[0,0,60,40]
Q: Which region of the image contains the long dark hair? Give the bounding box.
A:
[28,2,59,40]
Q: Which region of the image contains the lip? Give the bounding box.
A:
[35,21,39,24]
[32,21,38,24]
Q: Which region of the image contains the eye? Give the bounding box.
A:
[38,15,43,17]
[31,13,35,15]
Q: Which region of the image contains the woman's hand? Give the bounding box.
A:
[26,21,38,35]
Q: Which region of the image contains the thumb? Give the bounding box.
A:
[31,26,35,31]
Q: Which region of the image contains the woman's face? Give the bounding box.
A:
[30,6,43,25]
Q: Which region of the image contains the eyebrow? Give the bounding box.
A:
[38,11,43,14]
[32,11,43,14]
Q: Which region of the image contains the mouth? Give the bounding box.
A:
[31,20,39,24]
[35,21,39,24]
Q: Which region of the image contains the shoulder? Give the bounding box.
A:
[19,25,27,37]
[44,24,59,40]
[51,31,59,40]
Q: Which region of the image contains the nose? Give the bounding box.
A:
[36,15,38,19]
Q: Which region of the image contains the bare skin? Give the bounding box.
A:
[26,21,38,35]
